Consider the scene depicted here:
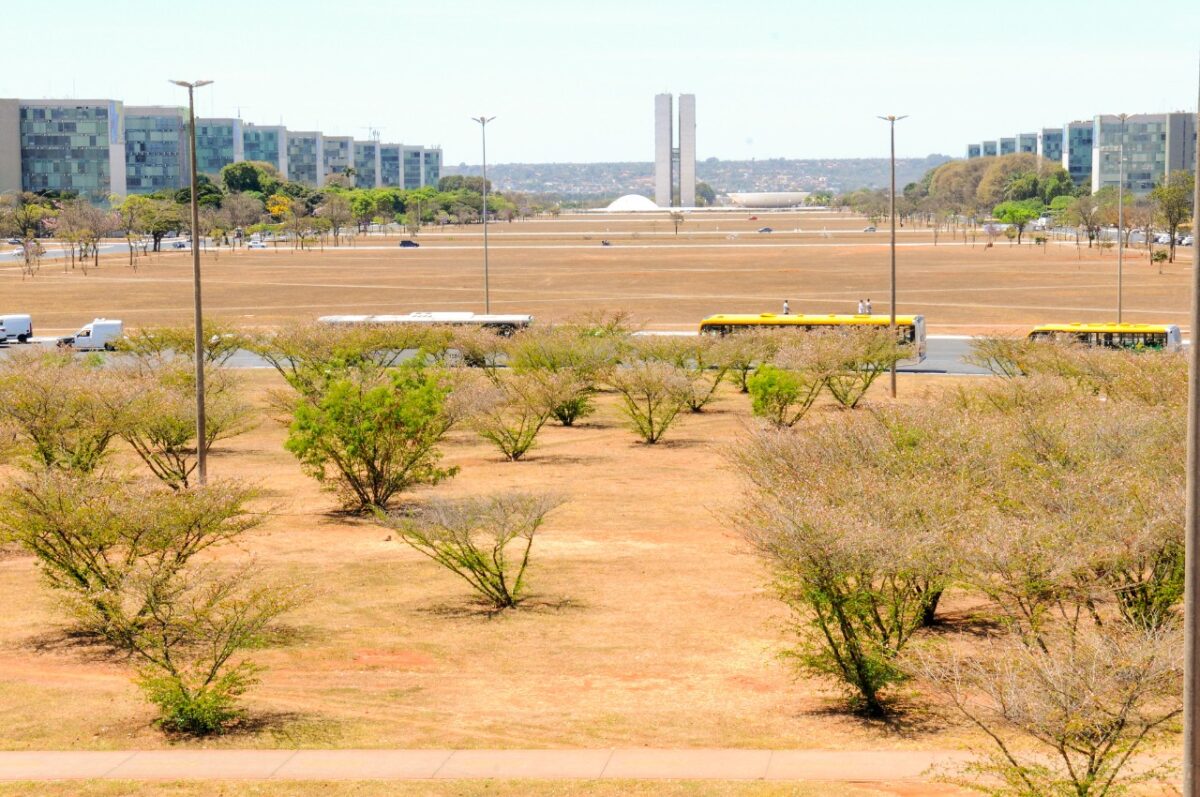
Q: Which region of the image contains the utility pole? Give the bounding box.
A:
[1184,52,1200,797]
[170,78,213,485]
[472,115,496,313]
[1117,113,1127,323]
[878,114,907,398]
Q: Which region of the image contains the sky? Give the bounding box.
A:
[2,0,1197,165]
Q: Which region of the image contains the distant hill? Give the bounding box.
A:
[444,155,952,201]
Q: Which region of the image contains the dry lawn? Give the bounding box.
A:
[1,211,1191,336]
[0,373,983,753]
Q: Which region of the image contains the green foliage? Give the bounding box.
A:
[0,349,133,473]
[993,198,1044,244]
[467,373,555,461]
[284,363,458,510]
[174,174,223,208]
[220,161,281,196]
[747,364,824,427]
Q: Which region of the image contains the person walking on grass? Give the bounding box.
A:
[865,298,873,315]
[783,299,790,315]
[857,299,865,314]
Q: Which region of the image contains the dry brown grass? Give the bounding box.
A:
[0,372,979,752]
[1,211,1191,336]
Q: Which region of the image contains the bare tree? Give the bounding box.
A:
[606,361,691,444]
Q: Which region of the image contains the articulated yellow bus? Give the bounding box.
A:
[1027,323,1182,352]
[699,313,927,363]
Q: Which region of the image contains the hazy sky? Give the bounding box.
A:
[3,0,1197,165]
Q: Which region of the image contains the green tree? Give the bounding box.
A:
[219,161,281,195]
[694,181,716,206]
[284,363,459,510]
[1150,170,1194,263]
[993,198,1044,244]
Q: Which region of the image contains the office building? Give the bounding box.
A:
[421,147,441,188]
[124,106,187,195]
[323,135,353,180]
[966,144,981,159]
[0,95,444,201]
[677,94,696,207]
[981,140,997,157]
[1091,112,1197,194]
[194,118,243,177]
[0,98,126,200]
[242,123,287,175]
[287,131,323,187]
[653,93,697,207]
[354,139,379,188]
[654,94,673,207]
[1016,132,1037,154]
[1036,127,1062,164]
[1062,120,1093,186]
[999,137,1016,155]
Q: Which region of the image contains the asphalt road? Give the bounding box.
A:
[6,335,992,375]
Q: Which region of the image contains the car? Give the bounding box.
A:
[5,238,19,245]
[748,216,758,221]
[1183,235,1195,247]
[247,241,266,249]
[757,227,773,233]
[1154,233,1173,245]
[601,240,612,246]
[399,240,420,248]
[171,241,188,249]
[863,226,877,232]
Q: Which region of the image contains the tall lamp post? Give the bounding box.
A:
[472,115,496,314]
[1183,55,1200,797]
[170,78,213,485]
[1097,113,1128,322]
[878,114,907,398]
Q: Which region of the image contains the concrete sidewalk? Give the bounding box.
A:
[0,748,971,782]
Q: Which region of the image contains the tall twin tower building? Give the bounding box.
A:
[654,93,696,208]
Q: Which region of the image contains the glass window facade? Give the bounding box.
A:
[1016,133,1037,154]
[966,144,981,159]
[999,137,1016,155]
[1091,115,1184,195]
[194,119,241,176]
[1037,128,1062,164]
[125,109,185,194]
[288,133,320,185]
[422,149,441,187]
[20,103,119,200]
[981,141,997,157]
[403,149,422,189]
[380,145,401,187]
[323,137,352,179]
[354,141,377,188]
[243,127,283,170]
[1063,121,1093,186]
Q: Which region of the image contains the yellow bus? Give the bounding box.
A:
[699,313,927,363]
[1027,322,1182,352]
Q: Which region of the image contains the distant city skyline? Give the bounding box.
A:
[1,0,1196,164]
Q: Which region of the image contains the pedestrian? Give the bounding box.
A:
[783,299,790,315]
[865,298,873,315]
[856,299,865,314]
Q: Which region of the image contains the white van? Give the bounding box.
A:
[57,318,123,351]
[0,314,32,343]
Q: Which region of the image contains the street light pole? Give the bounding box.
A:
[472,115,496,314]
[878,114,907,399]
[170,78,213,485]
[1183,54,1200,797]
[1117,113,1126,324]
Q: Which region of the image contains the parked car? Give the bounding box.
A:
[399,240,420,248]
[171,241,188,249]
[757,227,773,233]
[247,241,267,249]
[0,314,33,343]
[5,238,20,245]
[863,226,877,232]
[1183,235,1195,247]
[57,318,123,351]
[1154,233,1173,245]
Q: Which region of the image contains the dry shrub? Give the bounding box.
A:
[629,335,728,412]
[713,330,783,393]
[376,492,564,609]
[506,325,618,426]
[605,360,691,443]
[467,372,558,461]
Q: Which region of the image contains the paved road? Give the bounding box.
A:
[0,748,973,782]
[4,336,992,375]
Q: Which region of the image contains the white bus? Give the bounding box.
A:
[318,312,534,336]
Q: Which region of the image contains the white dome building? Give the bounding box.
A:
[604,194,663,212]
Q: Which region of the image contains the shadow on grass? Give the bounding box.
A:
[416,595,588,621]
[159,710,342,746]
[806,694,951,739]
[23,628,129,662]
